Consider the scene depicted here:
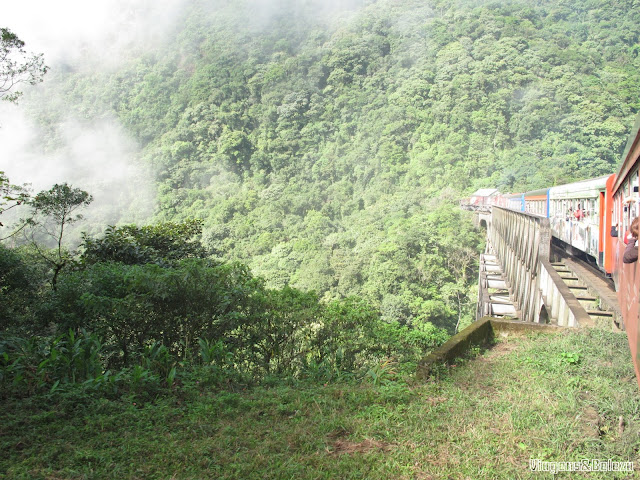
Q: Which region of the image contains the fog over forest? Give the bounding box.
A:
[0,0,195,227]
[0,0,370,227]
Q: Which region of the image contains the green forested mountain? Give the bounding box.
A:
[3,3,640,475]
[16,0,640,331]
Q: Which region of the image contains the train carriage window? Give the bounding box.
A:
[625,181,630,230]
[612,198,616,226]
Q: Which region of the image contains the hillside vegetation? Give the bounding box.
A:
[3,0,640,477]
[17,0,640,332]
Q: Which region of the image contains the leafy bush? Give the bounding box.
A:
[43,259,261,367]
[0,245,40,332]
[81,219,209,266]
[245,286,322,375]
[0,330,103,397]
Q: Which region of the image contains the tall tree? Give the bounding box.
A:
[27,183,92,289]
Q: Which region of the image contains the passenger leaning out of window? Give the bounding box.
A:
[574,204,584,221]
[623,217,639,264]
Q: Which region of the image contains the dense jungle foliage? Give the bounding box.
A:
[18,0,640,331]
[0,223,447,398]
[3,0,640,396]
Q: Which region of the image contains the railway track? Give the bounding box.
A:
[550,245,622,330]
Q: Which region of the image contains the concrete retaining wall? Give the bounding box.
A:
[416,316,574,380]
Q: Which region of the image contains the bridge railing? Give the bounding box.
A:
[489,207,592,326]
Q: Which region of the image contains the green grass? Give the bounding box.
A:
[2,328,639,479]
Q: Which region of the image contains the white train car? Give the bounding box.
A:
[548,175,615,268]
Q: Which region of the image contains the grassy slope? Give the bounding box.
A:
[2,327,639,479]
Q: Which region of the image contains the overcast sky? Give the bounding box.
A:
[2,0,188,66]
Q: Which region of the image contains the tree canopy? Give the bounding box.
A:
[8,0,640,330]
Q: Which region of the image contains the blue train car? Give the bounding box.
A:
[523,188,550,217]
[504,192,524,212]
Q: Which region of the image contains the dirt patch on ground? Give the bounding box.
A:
[329,438,394,455]
[424,395,448,406]
[578,406,602,439]
[576,392,603,439]
[480,340,520,360]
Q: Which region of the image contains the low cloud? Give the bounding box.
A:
[3,0,189,68]
[1,0,374,234]
[0,104,155,229]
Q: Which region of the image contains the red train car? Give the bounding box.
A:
[611,114,640,388]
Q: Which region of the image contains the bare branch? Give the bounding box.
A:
[0,28,48,104]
